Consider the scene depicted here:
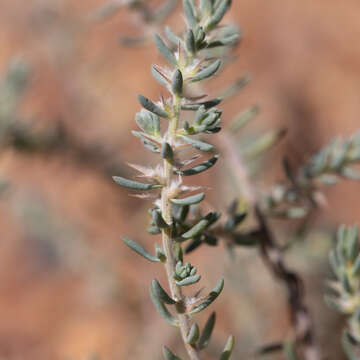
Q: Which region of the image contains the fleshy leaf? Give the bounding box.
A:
[137,94,169,118]
[171,193,205,206]
[191,60,221,82]
[150,284,178,326]
[219,335,235,360]
[113,176,162,191]
[186,323,200,345]
[152,279,176,305]
[178,155,219,176]
[122,237,160,262]
[190,279,224,314]
[176,274,201,286]
[154,34,177,66]
[198,312,216,349]
[163,346,182,360]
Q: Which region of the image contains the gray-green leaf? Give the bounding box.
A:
[150,284,178,326]
[171,193,205,206]
[113,176,162,191]
[176,274,201,286]
[198,312,216,349]
[190,279,224,314]
[152,279,176,305]
[137,94,169,118]
[122,237,160,262]
[191,60,221,82]
[178,155,219,176]
[186,323,200,345]
[219,335,235,360]
[154,34,177,66]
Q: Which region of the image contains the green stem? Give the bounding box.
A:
[161,95,202,360]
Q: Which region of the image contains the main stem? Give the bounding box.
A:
[161,95,202,360]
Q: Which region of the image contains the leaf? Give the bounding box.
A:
[154,34,177,66]
[122,237,160,262]
[206,0,231,31]
[283,342,299,360]
[186,323,200,344]
[229,105,259,132]
[200,0,212,15]
[137,94,169,118]
[171,193,205,206]
[152,209,169,229]
[132,131,161,153]
[342,331,360,360]
[165,26,183,46]
[176,274,201,286]
[191,60,222,82]
[161,142,174,162]
[182,98,222,111]
[190,279,224,314]
[181,217,210,240]
[163,346,182,360]
[152,65,170,87]
[150,284,178,326]
[179,135,214,152]
[183,0,197,28]
[198,312,216,349]
[185,237,202,254]
[185,29,196,54]
[172,69,183,96]
[152,279,176,305]
[136,108,161,136]
[178,155,219,176]
[219,335,235,360]
[113,176,162,191]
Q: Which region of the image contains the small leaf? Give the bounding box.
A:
[162,142,174,162]
[229,105,259,132]
[163,346,182,360]
[171,193,205,206]
[200,0,212,15]
[136,108,161,136]
[122,237,160,262]
[283,342,299,360]
[178,155,219,176]
[137,94,169,118]
[190,279,224,314]
[185,29,196,54]
[181,218,209,240]
[183,0,197,28]
[152,279,176,305]
[185,237,202,254]
[219,335,235,360]
[182,98,222,111]
[113,176,162,191]
[152,65,170,87]
[150,284,178,326]
[165,26,182,45]
[176,274,201,286]
[186,323,200,344]
[206,0,231,31]
[154,34,177,66]
[198,312,216,349]
[342,331,360,360]
[152,209,169,229]
[191,60,221,82]
[172,69,183,96]
[179,135,214,152]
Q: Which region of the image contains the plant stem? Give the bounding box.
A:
[161,95,202,360]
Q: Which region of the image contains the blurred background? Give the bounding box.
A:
[0,0,359,359]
